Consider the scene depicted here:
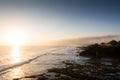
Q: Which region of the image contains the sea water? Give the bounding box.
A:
[0,46,84,80]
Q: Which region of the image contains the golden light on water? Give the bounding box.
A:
[10,46,23,79]
[12,46,21,63]
[11,67,24,79]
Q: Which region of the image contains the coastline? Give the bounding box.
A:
[12,46,120,80]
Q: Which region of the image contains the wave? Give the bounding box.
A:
[0,47,64,76]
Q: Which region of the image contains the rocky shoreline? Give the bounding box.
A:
[78,40,120,59]
[12,58,120,80]
[12,40,120,80]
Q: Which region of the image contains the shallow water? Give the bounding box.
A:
[0,46,86,80]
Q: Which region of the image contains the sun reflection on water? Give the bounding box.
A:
[12,46,21,63]
[10,46,25,79]
[11,67,24,79]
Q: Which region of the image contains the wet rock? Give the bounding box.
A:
[37,76,47,80]
[12,78,19,80]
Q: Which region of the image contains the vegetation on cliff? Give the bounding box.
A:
[78,40,120,59]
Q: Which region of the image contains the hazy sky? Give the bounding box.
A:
[0,0,120,45]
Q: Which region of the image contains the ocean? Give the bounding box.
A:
[0,46,87,80]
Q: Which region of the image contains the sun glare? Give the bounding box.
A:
[12,46,21,63]
[6,30,27,46]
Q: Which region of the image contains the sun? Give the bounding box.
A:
[6,30,27,46]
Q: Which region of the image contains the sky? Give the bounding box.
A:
[0,0,120,45]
